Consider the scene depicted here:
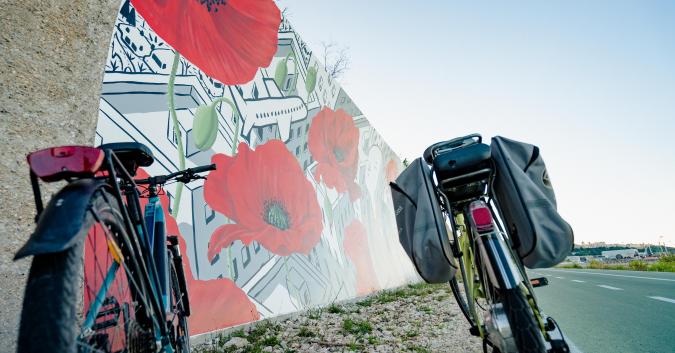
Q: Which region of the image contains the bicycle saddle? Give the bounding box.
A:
[99,142,154,175]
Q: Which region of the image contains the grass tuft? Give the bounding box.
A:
[342,318,373,335]
[297,326,316,338]
[326,303,345,314]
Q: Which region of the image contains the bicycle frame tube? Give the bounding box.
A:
[144,195,170,314]
[455,214,484,337]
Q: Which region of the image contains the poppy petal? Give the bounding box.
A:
[207,224,259,261]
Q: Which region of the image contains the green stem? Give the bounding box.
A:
[168,51,185,218]
[210,97,240,156]
[210,96,238,279]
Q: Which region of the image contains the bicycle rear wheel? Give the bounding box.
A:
[500,288,546,353]
[17,189,154,353]
[168,253,190,353]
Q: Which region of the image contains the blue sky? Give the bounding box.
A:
[278,0,675,247]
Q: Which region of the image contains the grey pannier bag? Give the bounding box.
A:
[389,158,456,283]
[491,136,574,268]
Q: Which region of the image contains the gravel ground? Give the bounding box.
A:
[196,283,482,353]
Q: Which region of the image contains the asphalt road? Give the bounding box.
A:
[528,268,675,353]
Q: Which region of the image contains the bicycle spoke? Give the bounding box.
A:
[78,203,157,352]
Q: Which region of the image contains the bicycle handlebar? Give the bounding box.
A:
[134,163,216,185]
[188,164,217,174]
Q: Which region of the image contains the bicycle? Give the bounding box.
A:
[14,142,215,353]
[421,134,569,353]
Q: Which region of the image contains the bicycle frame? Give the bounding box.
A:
[106,150,178,351]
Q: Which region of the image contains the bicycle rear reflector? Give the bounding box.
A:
[469,201,494,233]
[27,146,105,182]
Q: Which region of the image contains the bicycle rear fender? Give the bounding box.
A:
[476,232,524,290]
[14,178,107,260]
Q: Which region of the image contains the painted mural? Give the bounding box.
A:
[95,0,419,335]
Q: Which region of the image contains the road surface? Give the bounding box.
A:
[529,268,675,353]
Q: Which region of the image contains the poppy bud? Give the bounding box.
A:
[193,104,219,151]
[274,57,288,91]
[305,66,317,95]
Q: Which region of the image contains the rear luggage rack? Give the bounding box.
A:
[439,168,492,189]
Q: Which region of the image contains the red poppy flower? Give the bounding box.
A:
[135,169,260,334]
[308,107,361,201]
[130,0,280,85]
[204,141,323,259]
[343,220,379,295]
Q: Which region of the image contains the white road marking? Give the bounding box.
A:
[554,276,565,279]
[597,285,623,290]
[542,269,675,282]
[571,280,585,283]
[648,296,675,304]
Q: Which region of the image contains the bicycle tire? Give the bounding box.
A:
[17,189,154,353]
[501,288,546,353]
[449,277,471,323]
[168,251,190,353]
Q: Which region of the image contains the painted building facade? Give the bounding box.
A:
[95,0,418,335]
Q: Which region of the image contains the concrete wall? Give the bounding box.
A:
[0,1,120,350]
[0,0,419,347]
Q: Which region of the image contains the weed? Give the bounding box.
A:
[342,318,373,335]
[327,303,345,314]
[418,306,433,314]
[407,282,428,290]
[434,294,449,301]
[348,341,363,351]
[367,335,380,345]
[297,326,316,338]
[260,336,279,347]
[407,345,431,353]
[375,289,410,304]
[405,330,419,338]
[230,330,246,338]
[356,298,374,307]
[307,308,322,319]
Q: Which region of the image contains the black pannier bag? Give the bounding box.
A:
[491,136,574,268]
[389,158,456,283]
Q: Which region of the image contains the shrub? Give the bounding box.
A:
[659,254,675,263]
[588,260,606,269]
[557,262,582,269]
[629,260,649,271]
[650,255,675,272]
